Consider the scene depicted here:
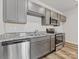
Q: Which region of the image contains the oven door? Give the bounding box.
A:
[55,33,65,47]
[55,33,65,51]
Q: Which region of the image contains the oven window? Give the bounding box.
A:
[55,34,63,45]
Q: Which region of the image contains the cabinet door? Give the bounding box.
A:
[42,39,50,55]
[31,37,50,59]
[17,0,27,24]
[31,40,49,59]
[57,13,61,20]
[51,11,58,20]
[3,0,18,23]
[61,15,66,22]
[31,41,41,59]
[42,9,51,25]
[51,36,55,51]
[3,0,27,24]
[0,44,3,59]
[28,1,45,16]
[45,9,51,25]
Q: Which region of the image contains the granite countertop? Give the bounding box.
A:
[0,32,55,43]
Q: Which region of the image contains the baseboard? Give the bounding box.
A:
[65,41,78,45]
[65,42,78,48]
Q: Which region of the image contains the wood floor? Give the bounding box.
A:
[42,42,78,59]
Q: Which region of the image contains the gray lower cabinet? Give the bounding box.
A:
[0,43,3,59]
[3,0,27,24]
[31,36,50,59]
[50,36,55,51]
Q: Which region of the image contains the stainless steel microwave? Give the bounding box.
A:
[50,18,60,26]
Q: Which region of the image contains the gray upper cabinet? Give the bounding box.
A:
[57,13,61,21]
[58,14,66,22]
[3,0,27,24]
[60,15,66,22]
[27,1,45,17]
[3,0,18,23]
[42,9,51,25]
[17,0,27,24]
[51,11,58,20]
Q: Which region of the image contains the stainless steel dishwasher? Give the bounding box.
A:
[2,39,30,59]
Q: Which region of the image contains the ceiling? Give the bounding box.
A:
[40,0,78,12]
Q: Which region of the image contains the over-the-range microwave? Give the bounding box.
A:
[50,17,60,26]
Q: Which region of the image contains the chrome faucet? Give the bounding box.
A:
[34,30,40,36]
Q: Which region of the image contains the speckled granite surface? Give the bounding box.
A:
[0,32,55,43]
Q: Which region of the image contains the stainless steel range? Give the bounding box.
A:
[46,28,65,51]
[55,33,65,51]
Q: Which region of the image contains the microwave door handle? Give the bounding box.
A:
[50,17,51,24]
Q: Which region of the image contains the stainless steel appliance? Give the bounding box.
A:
[46,28,65,51]
[50,18,60,26]
[2,39,30,59]
[55,33,65,51]
[46,28,55,33]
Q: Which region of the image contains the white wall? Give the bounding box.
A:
[63,7,78,45]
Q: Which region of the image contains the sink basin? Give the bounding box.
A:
[19,32,47,37]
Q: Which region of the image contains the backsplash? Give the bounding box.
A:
[4,15,64,33]
[0,0,64,34]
